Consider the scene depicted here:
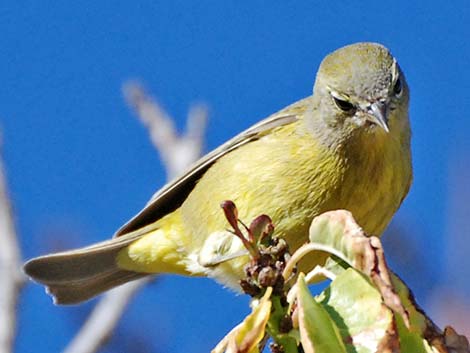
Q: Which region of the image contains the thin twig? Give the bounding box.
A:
[0,138,26,353]
[63,82,207,353]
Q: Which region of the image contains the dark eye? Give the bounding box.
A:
[393,77,402,96]
[333,97,355,112]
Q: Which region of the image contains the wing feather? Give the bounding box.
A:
[115,98,310,236]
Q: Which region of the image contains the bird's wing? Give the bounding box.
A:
[115,97,310,236]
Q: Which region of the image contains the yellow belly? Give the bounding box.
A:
[118,119,412,288]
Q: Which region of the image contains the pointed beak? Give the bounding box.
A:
[367,101,390,133]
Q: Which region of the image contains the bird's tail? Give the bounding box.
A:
[23,231,147,305]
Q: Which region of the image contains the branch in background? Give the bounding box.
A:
[63,281,145,353]
[0,138,26,353]
[123,81,207,179]
[63,82,208,353]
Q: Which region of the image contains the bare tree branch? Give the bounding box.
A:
[123,81,207,179]
[63,281,146,353]
[63,82,207,353]
[0,139,26,353]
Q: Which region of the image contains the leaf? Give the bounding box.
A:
[220,200,239,231]
[296,273,347,353]
[212,287,272,353]
[316,268,401,353]
[308,210,379,270]
[391,274,470,353]
[306,222,469,353]
[249,214,274,244]
[307,210,410,327]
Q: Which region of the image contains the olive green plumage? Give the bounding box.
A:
[24,42,412,304]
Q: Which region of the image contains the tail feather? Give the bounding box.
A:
[46,270,146,305]
[23,232,147,305]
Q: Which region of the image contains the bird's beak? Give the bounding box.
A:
[367,101,390,133]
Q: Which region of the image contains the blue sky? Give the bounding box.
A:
[2,2,469,352]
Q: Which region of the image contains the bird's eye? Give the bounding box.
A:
[393,77,402,96]
[333,96,355,112]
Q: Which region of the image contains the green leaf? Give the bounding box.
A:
[395,314,429,353]
[316,268,400,353]
[390,273,428,333]
[297,273,347,353]
[306,211,410,327]
[308,210,372,269]
[390,274,446,353]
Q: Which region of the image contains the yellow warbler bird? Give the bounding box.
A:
[24,42,412,304]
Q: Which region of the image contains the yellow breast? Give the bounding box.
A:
[119,110,412,287]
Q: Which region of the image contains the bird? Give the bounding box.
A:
[24,42,412,305]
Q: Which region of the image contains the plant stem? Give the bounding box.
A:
[266,296,299,353]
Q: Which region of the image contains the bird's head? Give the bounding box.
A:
[311,42,409,140]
